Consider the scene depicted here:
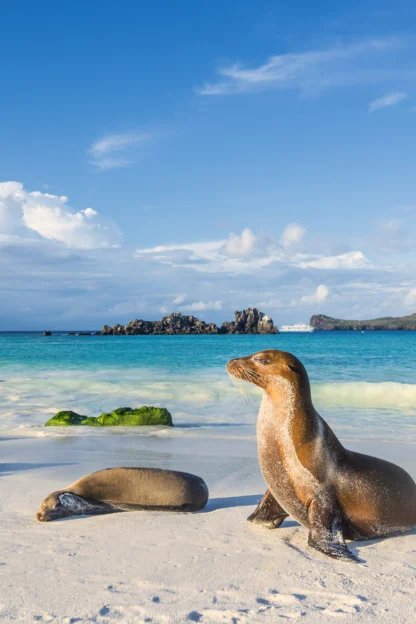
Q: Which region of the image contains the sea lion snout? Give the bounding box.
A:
[227,350,310,397]
[228,350,290,386]
[36,491,68,522]
[227,354,268,389]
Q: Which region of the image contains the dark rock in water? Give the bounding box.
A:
[43,331,52,336]
[113,324,125,335]
[158,313,219,335]
[77,332,92,336]
[45,406,173,427]
[102,308,277,335]
[220,308,278,334]
[310,313,416,331]
[124,313,219,335]
[124,319,156,335]
[93,331,101,336]
[45,410,88,426]
[68,332,76,335]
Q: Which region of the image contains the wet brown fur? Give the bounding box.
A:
[36,467,208,522]
[228,349,416,561]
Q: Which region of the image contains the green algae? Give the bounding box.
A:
[80,417,102,426]
[45,410,88,426]
[97,406,173,426]
[45,406,173,427]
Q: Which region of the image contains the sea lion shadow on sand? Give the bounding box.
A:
[227,349,416,563]
[0,462,76,475]
[204,494,299,527]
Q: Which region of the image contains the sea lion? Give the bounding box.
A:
[227,349,416,562]
[36,467,208,522]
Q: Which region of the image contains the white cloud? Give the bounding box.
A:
[135,228,374,275]
[405,289,416,306]
[224,228,255,256]
[0,181,122,249]
[197,39,405,96]
[369,91,407,112]
[173,294,186,304]
[135,230,263,274]
[280,223,306,249]
[299,284,329,305]
[89,131,156,170]
[181,300,223,311]
[1,201,416,329]
[296,251,372,270]
[0,181,26,232]
[136,239,224,259]
[90,133,150,156]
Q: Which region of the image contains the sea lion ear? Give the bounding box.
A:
[286,363,300,373]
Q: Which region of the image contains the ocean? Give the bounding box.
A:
[1,331,416,442]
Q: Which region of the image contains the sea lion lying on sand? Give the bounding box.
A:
[36,467,208,522]
[227,349,416,562]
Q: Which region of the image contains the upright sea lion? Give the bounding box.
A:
[227,350,416,562]
[36,467,208,522]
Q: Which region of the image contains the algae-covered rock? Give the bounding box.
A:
[45,406,173,426]
[80,417,101,426]
[97,406,173,426]
[45,410,88,426]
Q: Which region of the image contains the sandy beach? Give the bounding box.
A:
[1,427,415,624]
[3,0,416,620]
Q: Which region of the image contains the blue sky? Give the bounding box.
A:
[1,0,416,329]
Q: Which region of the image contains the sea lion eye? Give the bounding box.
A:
[253,357,268,365]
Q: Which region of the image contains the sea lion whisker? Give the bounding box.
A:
[238,366,264,384]
[227,370,250,403]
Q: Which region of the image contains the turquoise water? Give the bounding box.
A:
[1,331,416,440]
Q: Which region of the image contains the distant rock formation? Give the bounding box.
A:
[124,313,219,335]
[310,313,416,331]
[43,331,52,336]
[220,308,278,334]
[102,309,278,335]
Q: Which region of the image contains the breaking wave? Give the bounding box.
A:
[1,370,416,437]
[312,382,416,409]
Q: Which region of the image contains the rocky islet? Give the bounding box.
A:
[101,308,278,336]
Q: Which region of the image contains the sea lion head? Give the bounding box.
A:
[227,349,310,398]
[36,492,88,522]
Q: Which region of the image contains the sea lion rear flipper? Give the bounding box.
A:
[307,497,359,563]
[247,489,288,529]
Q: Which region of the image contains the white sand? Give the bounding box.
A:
[1,429,415,623]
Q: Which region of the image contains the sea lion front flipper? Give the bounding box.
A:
[247,489,288,529]
[307,497,359,562]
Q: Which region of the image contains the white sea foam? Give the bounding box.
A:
[0,368,415,437]
[312,381,416,409]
